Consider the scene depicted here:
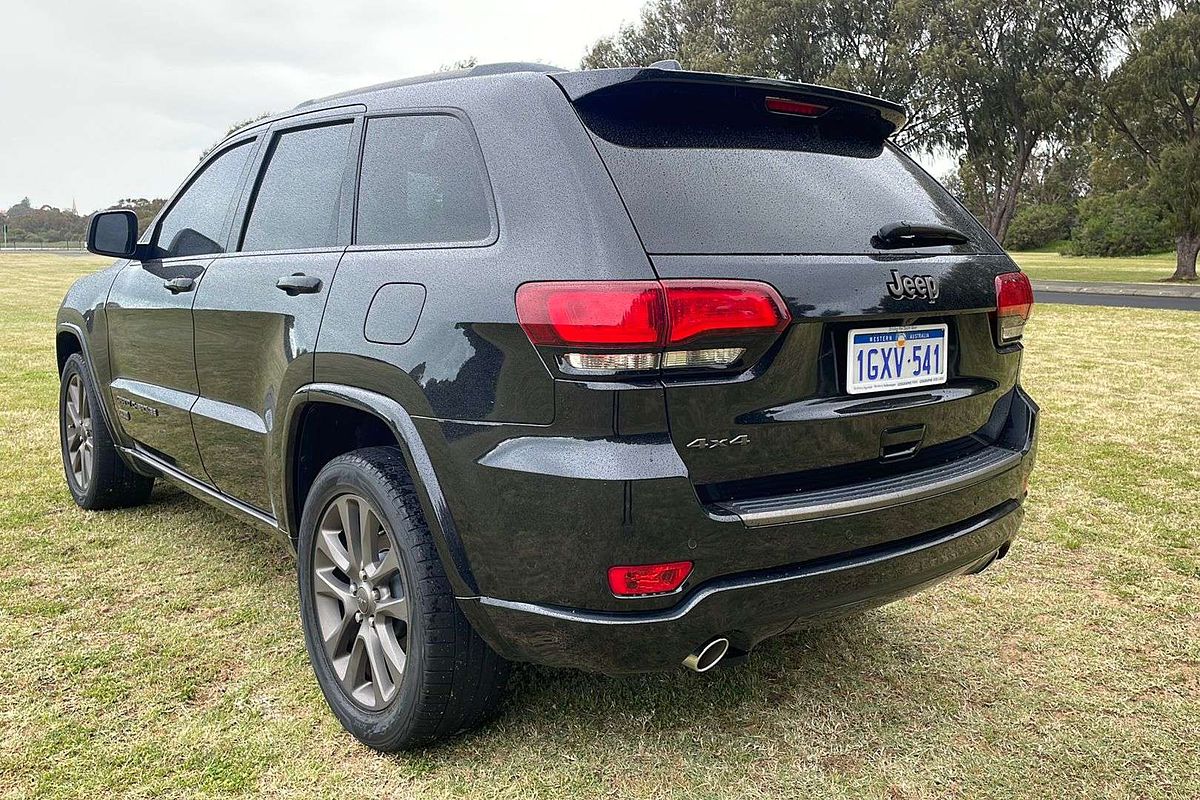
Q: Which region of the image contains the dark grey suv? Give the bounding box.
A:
[59,62,1038,750]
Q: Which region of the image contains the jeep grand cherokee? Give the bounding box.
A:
[58,62,1037,750]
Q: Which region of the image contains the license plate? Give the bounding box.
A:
[846,324,948,395]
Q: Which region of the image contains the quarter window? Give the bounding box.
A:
[241,122,354,252]
[156,140,254,259]
[355,115,492,247]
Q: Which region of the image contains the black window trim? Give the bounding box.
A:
[144,135,263,262]
[231,110,364,257]
[346,106,500,253]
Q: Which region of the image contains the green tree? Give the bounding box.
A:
[922,0,1117,243]
[200,113,271,159]
[581,0,944,149]
[112,197,167,233]
[1099,8,1200,279]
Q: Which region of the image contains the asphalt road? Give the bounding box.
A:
[1036,291,1200,311]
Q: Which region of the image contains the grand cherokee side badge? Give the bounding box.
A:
[116,395,160,417]
[885,269,939,303]
[686,435,750,449]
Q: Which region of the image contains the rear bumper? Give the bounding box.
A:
[435,386,1037,672]
[461,498,1023,673]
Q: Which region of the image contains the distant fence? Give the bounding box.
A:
[0,241,86,251]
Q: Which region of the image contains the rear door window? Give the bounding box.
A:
[354,114,493,247]
[241,122,354,252]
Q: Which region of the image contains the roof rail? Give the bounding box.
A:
[294,62,564,109]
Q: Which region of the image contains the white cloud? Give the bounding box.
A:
[0,0,645,212]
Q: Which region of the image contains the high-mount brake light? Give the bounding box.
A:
[994,272,1034,344]
[515,280,790,375]
[764,96,829,117]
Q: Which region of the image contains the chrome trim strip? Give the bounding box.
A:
[725,447,1023,528]
[121,446,282,534]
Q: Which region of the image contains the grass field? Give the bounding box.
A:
[1010,250,1186,284]
[1,253,1198,799]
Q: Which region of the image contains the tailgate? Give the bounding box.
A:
[559,67,1025,488]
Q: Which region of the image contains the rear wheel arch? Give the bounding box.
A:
[282,384,479,596]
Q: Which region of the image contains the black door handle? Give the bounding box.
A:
[164,277,195,294]
[276,273,322,295]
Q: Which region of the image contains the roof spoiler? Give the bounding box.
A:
[553,67,908,138]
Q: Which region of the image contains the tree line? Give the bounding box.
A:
[583,0,1200,279]
[1,197,164,246]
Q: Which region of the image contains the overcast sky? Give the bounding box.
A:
[0,0,648,213]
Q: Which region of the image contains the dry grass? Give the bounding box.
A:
[1011,251,1187,284]
[0,253,1197,799]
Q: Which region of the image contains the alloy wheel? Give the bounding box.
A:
[312,493,410,710]
[64,373,94,492]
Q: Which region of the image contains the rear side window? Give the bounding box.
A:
[577,84,994,255]
[355,115,492,247]
[241,122,354,252]
[156,140,254,259]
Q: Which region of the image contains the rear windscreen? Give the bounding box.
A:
[575,84,994,255]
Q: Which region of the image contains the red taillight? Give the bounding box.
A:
[765,96,828,117]
[516,279,790,374]
[995,272,1034,344]
[608,561,693,597]
[662,280,791,344]
[515,281,664,348]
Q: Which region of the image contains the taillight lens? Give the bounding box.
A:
[995,272,1033,344]
[608,561,693,597]
[516,279,790,375]
[515,281,664,348]
[662,280,791,344]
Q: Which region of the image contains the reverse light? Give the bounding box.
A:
[608,561,693,597]
[765,96,829,117]
[516,280,790,375]
[995,272,1034,344]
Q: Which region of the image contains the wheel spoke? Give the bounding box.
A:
[363,626,397,705]
[375,593,408,624]
[338,497,365,571]
[81,441,93,483]
[314,566,352,601]
[376,620,408,682]
[337,626,368,688]
[315,525,352,574]
[359,505,381,573]
[369,545,400,585]
[322,606,357,662]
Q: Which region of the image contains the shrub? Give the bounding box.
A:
[1066,192,1173,256]
[1005,203,1074,250]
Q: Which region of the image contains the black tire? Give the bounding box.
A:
[58,353,154,510]
[297,446,510,750]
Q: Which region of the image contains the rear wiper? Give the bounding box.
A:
[872,221,970,250]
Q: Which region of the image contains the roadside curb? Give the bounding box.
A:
[1030,280,1200,299]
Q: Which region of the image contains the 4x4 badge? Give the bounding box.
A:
[885,269,939,303]
[686,435,750,449]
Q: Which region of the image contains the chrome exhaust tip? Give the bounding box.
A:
[683,637,730,673]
